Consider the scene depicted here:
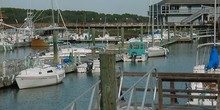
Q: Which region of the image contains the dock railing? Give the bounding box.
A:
[156,72,220,110]
[63,80,101,110]
[116,68,157,110]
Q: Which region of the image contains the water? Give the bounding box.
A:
[0,43,198,110]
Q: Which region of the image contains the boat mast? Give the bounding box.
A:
[151,0,155,47]
[51,0,59,65]
[214,0,216,45]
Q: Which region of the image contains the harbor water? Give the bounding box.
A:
[0,43,197,110]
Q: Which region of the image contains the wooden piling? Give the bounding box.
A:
[216,80,220,110]
[100,53,117,110]
[140,25,143,42]
[53,30,59,65]
[190,24,193,39]
[92,28,96,47]
[174,25,176,39]
[168,25,170,42]
[121,27,124,49]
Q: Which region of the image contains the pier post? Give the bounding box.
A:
[92,28,96,58]
[174,24,176,39]
[53,30,59,65]
[168,25,170,42]
[140,25,143,42]
[2,61,6,77]
[216,80,220,110]
[121,27,124,49]
[100,53,117,110]
[92,28,96,47]
[190,23,193,39]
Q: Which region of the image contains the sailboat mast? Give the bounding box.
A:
[51,0,59,65]
[214,0,216,45]
[51,0,55,26]
[151,1,155,47]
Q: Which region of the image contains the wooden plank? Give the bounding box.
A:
[163,94,217,99]
[121,88,218,94]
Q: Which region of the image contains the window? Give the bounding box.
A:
[47,70,53,73]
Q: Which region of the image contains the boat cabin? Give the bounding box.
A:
[128,42,146,57]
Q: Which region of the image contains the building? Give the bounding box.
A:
[149,0,220,25]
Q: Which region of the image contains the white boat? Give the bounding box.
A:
[147,46,169,57]
[123,41,147,62]
[188,2,218,106]
[92,59,100,73]
[15,57,65,89]
[187,43,220,106]
[76,59,100,73]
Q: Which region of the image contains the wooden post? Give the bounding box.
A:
[216,80,220,110]
[158,78,163,110]
[174,25,176,39]
[140,25,143,42]
[121,27,124,49]
[53,30,59,65]
[190,23,193,39]
[100,53,117,110]
[170,81,177,104]
[92,28,96,47]
[168,25,170,42]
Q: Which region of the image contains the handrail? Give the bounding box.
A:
[63,80,101,110]
[116,68,157,110]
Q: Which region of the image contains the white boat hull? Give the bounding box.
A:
[16,67,65,89]
[123,54,147,62]
[147,46,168,57]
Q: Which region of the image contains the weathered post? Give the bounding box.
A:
[53,30,59,65]
[140,25,143,42]
[216,80,220,110]
[174,24,176,39]
[190,23,193,39]
[92,28,96,58]
[121,27,125,49]
[168,25,170,42]
[92,28,96,47]
[100,53,117,110]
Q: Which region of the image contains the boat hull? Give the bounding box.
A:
[147,46,168,57]
[16,69,65,89]
[31,39,49,47]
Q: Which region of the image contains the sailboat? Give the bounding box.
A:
[15,0,65,89]
[188,0,219,106]
[147,1,169,57]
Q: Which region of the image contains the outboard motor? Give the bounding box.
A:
[131,52,137,62]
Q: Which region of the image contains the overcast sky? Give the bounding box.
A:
[1,0,161,16]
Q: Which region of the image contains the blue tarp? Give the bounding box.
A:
[206,46,219,70]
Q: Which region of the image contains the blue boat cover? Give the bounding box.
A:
[206,46,219,70]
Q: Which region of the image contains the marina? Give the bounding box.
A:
[1,0,220,109]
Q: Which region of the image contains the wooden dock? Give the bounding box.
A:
[119,71,219,110]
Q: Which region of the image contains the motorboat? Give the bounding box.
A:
[147,46,169,57]
[15,56,65,89]
[123,41,147,62]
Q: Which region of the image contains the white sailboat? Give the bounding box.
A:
[188,0,218,106]
[147,1,168,57]
[15,0,66,89]
[15,56,65,89]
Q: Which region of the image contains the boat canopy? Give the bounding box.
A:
[128,42,145,57]
[206,46,219,70]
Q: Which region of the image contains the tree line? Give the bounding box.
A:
[1,8,148,24]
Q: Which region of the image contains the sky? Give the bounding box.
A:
[1,0,161,17]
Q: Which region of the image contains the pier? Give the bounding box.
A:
[64,53,220,110]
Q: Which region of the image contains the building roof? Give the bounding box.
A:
[158,0,220,5]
